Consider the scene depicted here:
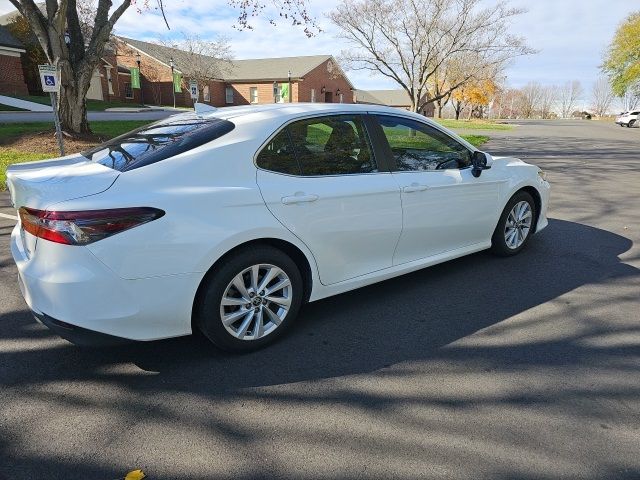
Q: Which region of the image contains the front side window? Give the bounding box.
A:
[81,116,235,172]
[376,115,472,171]
[225,87,234,104]
[289,115,376,176]
[250,87,258,104]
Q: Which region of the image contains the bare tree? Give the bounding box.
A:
[160,33,232,97]
[618,81,640,111]
[591,77,615,116]
[518,81,544,118]
[329,0,533,113]
[558,80,584,118]
[539,85,557,119]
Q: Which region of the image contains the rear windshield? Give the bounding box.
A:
[81,116,235,171]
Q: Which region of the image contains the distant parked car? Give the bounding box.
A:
[616,111,639,127]
[7,103,550,351]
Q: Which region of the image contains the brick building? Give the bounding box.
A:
[0,24,28,96]
[111,37,355,108]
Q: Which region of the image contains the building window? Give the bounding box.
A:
[310,88,315,103]
[225,86,234,104]
[250,87,258,104]
[339,93,344,103]
[124,82,133,99]
[203,85,210,102]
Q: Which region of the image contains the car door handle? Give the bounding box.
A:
[281,193,319,205]
[402,183,429,193]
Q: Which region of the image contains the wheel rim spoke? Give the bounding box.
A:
[252,309,264,339]
[223,308,250,327]
[232,274,250,299]
[265,278,291,296]
[235,310,254,338]
[265,294,291,308]
[263,306,282,326]
[257,266,281,293]
[222,296,248,307]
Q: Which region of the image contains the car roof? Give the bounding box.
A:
[196,102,427,123]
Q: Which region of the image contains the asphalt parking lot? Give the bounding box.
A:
[1,119,639,479]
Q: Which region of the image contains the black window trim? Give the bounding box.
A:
[369,112,477,173]
[253,112,394,177]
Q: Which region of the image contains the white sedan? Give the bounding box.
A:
[7,103,549,351]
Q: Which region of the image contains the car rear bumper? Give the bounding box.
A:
[32,311,132,346]
[11,223,202,342]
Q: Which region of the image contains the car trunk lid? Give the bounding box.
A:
[6,155,120,256]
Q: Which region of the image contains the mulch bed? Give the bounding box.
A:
[0,129,102,155]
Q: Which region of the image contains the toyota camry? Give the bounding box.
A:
[7,103,550,351]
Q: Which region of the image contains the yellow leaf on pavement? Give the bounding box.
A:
[124,469,146,480]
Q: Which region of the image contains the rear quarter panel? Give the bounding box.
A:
[57,119,319,284]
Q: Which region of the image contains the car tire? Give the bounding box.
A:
[490,191,537,257]
[628,120,635,128]
[195,245,304,352]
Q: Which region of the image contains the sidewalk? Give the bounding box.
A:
[0,95,52,112]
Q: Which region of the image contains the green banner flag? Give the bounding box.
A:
[130,67,140,89]
[280,83,289,102]
[173,71,183,93]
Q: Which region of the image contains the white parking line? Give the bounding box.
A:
[0,212,18,221]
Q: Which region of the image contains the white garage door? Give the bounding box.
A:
[87,73,103,100]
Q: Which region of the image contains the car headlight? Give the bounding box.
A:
[538,170,547,182]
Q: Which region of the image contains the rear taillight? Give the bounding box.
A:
[18,207,165,245]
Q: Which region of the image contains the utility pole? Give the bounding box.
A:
[136,52,144,107]
[288,70,292,103]
[170,57,176,108]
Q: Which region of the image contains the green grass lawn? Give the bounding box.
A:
[0,120,151,140]
[435,118,513,131]
[0,150,51,187]
[0,120,152,189]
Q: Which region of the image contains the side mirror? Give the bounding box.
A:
[471,151,492,178]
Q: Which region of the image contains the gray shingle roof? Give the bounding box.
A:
[118,36,334,82]
[0,24,25,50]
[355,89,412,107]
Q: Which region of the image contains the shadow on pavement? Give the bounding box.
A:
[0,218,639,479]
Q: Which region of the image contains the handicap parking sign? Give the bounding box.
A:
[38,64,59,92]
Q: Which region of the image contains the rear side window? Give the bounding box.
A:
[256,114,377,176]
[256,129,301,175]
[82,116,235,171]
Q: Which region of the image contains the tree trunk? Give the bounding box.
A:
[58,60,92,134]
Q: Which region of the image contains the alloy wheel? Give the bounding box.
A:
[504,200,533,249]
[219,264,292,341]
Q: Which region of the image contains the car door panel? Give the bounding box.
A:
[372,114,504,265]
[258,172,402,284]
[392,169,504,264]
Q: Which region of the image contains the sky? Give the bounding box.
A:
[0,0,635,93]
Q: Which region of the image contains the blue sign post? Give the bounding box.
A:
[38,64,64,156]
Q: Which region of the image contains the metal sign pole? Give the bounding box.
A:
[49,91,65,156]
